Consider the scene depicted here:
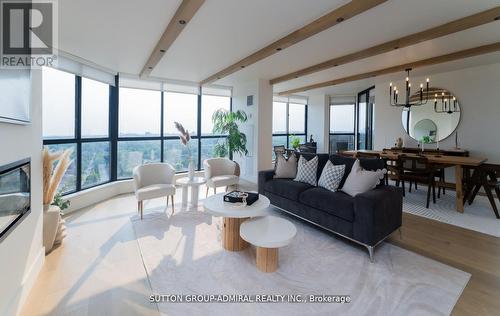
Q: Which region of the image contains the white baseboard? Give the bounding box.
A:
[3,247,45,316]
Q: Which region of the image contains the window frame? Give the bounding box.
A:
[272,101,308,149]
[43,72,233,194]
[43,74,113,193]
[328,86,374,154]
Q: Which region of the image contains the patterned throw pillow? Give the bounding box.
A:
[274,153,297,179]
[318,160,345,192]
[294,155,318,186]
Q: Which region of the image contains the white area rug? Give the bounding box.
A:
[402,187,500,237]
[131,205,470,316]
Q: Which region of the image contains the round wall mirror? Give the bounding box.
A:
[401,87,461,143]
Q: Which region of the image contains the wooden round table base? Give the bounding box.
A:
[222,217,249,251]
[256,247,278,273]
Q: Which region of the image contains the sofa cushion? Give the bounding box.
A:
[299,187,354,222]
[329,154,385,188]
[294,155,318,186]
[264,179,313,201]
[341,159,387,197]
[295,153,330,181]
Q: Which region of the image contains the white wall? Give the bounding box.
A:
[0,70,44,316]
[307,94,329,153]
[374,62,500,163]
[232,79,273,182]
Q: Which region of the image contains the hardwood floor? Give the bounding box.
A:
[388,213,500,316]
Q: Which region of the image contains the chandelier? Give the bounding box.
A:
[389,68,430,108]
[434,90,460,114]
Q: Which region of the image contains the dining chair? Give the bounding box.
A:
[466,163,500,219]
[133,163,176,220]
[397,155,437,208]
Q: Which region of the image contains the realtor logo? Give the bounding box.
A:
[1,0,58,68]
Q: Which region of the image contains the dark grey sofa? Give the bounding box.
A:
[258,153,403,261]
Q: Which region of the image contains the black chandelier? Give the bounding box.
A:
[389,68,430,108]
[434,91,460,114]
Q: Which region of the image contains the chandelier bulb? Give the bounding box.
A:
[426,78,429,82]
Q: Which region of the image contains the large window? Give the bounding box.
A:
[329,87,374,154]
[43,67,111,193]
[272,100,307,158]
[42,68,233,194]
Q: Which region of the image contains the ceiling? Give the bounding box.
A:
[58,0,500,95]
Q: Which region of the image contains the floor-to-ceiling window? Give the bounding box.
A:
[42,67,232,194]
[329,88,374,154]
[272,97,308,158]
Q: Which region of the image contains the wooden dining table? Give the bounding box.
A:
[343,150,487,213]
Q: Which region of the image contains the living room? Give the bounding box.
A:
[1,0,499,315]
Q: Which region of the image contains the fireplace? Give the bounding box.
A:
[0,158,30,242]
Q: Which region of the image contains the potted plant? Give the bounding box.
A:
[174,122,195,180]
[211,109,248,159]
[42,148,73,253]
[290,135,301,151]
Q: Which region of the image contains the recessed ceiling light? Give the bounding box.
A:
[336,17,344,23]
[148,66,153,69]
[495,16,500,21]
[276,47,282,51]
[160,49,166,53]
[334,64,338,67]
[294,76,298,78]
[394,46,399,49]
[179,20,186,25]
[241,65,245,68]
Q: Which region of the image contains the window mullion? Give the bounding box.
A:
[75,76,82,191]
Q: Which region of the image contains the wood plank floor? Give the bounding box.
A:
[388,213,500,316]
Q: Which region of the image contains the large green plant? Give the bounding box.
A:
[212,109,248,158]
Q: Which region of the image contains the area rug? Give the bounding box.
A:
[131,205,470,316]
[402,188,500,237]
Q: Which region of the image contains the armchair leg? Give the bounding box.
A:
[140,200,143,220]
[171,195,175,215]
[137,201,141,214]
[166,196,169,213]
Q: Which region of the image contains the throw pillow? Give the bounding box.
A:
[294,155,318,186]
[274,153,297,179]
[342,159,386,197]
[318,160,345,192]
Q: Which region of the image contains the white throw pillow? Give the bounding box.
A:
[342,159,386,197]
[318,161,345,192]
[293,155,318,186]
[274,153,297,179]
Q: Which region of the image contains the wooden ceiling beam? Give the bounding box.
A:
[200,0,388,85]
[140,0,205,77]
[277,42,500,95]
[271,6,500,85]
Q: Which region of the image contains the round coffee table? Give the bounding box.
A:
[203,192,270,251]
[176,177,206,207]
[240,216,297,272]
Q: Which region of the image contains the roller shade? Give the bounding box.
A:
[54,54,116,86]
[330,95,356,105]
[163,80,200,95]
[273,95,308,104]
[201,84,232,97]
[119,74,163,91]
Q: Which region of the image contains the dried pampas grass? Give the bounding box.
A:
[42,148,73,205]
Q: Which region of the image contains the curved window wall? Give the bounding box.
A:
[42,67,231,195]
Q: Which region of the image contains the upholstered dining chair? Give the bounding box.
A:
[133,163,176,220]
[397,155,438,208]
[203,158,240,196]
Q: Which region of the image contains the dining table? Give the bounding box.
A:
[343,150,488,213]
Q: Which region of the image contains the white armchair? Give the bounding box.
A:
[133,163,176,219]
[203,158,240,196]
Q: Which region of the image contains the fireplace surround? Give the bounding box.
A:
[0,158,31,243]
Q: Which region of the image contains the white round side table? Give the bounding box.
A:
[176,176,206,207]
[203,193,270,251]
[240,216,297,272]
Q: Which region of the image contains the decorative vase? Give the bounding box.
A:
[188,158,195,180]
